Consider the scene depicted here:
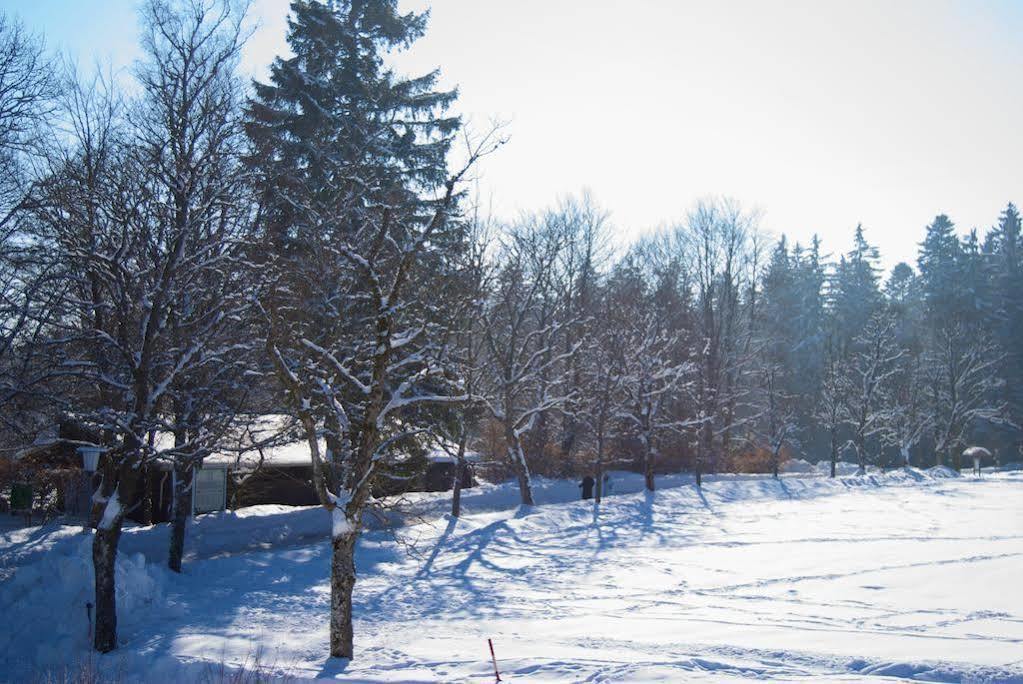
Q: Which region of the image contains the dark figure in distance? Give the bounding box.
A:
[580,475,595,500]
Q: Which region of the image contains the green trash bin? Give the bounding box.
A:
[10,482,32,511]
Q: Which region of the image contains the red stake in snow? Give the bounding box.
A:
[488,638,502,682]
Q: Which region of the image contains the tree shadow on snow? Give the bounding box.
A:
[316,656,350,678]
[413,515,459,580]
[360,516,536,623]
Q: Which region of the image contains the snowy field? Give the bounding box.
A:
[2,468,1022,682]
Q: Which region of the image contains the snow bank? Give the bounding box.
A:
[2,466,965,571]
[815,460,861,476]
[0,536,175,669]
[780,458,815,473]
[927,465,960,478]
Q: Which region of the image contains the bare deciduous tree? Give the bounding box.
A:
[479,216,581,506]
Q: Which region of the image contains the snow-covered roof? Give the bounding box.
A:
[199,415,315,469]
[13,414,482,471]
[426,448,482,464]
[14,414,314,470]
[11,426,61,461]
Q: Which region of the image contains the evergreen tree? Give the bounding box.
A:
[885,262,923,353]
[784,236,827,452]
[830,224,882,357]
[760,235,796,389]
[245,0,459,249]
[917,214,964,328]
[987,204,1023,442]
[958,229,988,327]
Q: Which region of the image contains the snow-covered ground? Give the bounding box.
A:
[2,468,1022,682]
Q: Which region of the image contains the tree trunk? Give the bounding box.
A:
[92,460,142,653]
[643,437,655,492]
[140,466,153,526]
[451,433,466,518]
[506,428,534,506]
[92,523,121,652]
[451,468,463,518]
[168,464,192,573]
[594,434,604,504]
[330,531,357,659]
[830,430,837,478]
[514,466,534,506]
[92,488,127,653]
[696,421,713,489]
[855,434,866,475]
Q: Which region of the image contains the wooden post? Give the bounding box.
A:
[488,638,501,682]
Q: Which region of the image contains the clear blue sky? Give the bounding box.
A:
[8,0,1023,270]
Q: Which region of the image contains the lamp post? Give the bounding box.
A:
[77,446,103,531]
[78,446,102,473]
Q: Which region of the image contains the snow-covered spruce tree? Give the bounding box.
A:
[840,308,905,475]
[830,224,883,358]
[132,0,254,574]
[790,237,828,423]
[917,214,966,332]
[479,215,581,506]
[247,0,496,658]
[757,235,828,463]
[982,205,1022,443]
